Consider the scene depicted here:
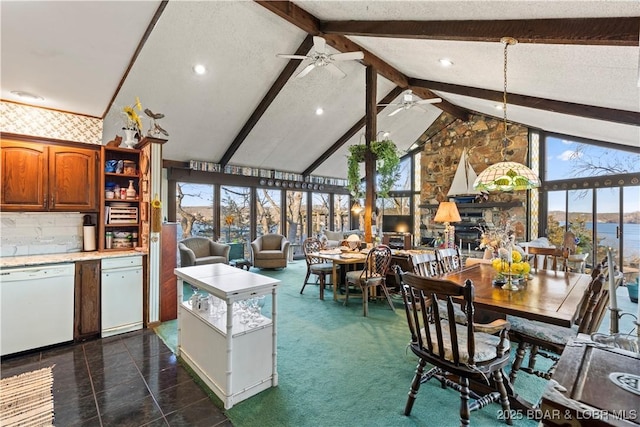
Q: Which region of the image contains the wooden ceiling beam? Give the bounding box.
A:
[219,34,315,167]
[410,78,640,126]
[256,1,468,121]
[302,86,404,177]
[322,17,640,46]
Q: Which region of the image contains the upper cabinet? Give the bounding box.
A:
[1,136,99,212]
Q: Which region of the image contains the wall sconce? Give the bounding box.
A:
[351,200,363,214]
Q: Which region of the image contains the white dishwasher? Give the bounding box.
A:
[101,256,143,338]
[1,263,75,356]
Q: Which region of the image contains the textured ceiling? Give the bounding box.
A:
[2,1,638,182]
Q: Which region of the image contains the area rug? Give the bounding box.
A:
[0,366,54,427]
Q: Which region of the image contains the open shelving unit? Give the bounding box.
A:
[99,146,142,251]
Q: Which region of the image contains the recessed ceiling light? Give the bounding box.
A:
[10,91,44,101]
[439,58,453,67]
[495,104,504,110]
[193,64,206,75]
[315,107,324,115]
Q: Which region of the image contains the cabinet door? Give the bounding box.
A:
[74,260,101,341]
[0,140,48,210]
[49,145,98,211]
[160,223,178,321]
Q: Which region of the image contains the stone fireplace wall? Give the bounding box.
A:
[417,112,530,241]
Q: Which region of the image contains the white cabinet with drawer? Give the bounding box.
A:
[101,255,143,337]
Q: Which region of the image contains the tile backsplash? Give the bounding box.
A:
[1,212,86,257]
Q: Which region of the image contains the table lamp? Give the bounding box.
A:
[433,201,461,249]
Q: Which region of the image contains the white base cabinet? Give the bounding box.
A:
[174,264,279,409]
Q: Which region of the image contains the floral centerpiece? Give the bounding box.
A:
[477,219,530,289]
[121,97,143,147]
[491,246,531,278]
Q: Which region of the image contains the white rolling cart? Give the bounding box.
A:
[174,264,279,409]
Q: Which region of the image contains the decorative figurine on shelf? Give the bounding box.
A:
[144,108,169,137]
[106,135,122,147]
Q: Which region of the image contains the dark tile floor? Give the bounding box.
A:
[0,329,232,427]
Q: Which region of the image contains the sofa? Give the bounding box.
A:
[251,234,289,269]
[179,237,230,267]
[323,230,365,248]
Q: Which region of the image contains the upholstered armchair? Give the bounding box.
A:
[251,234,289,269]
[178,237,230,267]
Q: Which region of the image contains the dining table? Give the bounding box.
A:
[311,250,367,301]
[440,262,595,413]
[441,262,593,327]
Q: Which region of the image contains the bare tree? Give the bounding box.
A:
[176,183,214,239]
[286,191,303,243]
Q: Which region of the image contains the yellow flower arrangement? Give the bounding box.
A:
[491,251,531,276]
[122,97,143,134]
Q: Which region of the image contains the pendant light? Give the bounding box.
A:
[473,37,540,192]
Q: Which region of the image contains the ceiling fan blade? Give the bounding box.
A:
[330,51,364,61]
[313,36,326,54]
[277,54,309,60]
[388,107,404,116]
[416,97,443,105]
[295,63,316,79]
[325,63,346,78]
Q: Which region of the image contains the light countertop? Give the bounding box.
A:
[0,249,147,269]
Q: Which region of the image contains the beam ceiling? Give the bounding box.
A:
[256,0,469,121]
[410,79,640,126]
[321,17,640,46]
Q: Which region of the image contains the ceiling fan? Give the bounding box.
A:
[379,90,442,116]
[277,36,364,79]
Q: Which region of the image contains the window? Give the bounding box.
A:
[286,190,306,244]
[333,194,349,232]
[220,185,250,245]
[256,188,281,237]
[545,135,640,181]
[542,133,639,279]
[311,192,329,237]
[176,182,214,239]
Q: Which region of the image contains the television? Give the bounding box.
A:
[382,215,413,234]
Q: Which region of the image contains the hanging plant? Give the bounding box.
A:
[347,140,401,199]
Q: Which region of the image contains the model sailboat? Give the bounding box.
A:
[447,148,480,201]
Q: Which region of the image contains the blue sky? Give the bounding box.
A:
[545,137,639,213]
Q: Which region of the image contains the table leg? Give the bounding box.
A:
[332,264,338,301]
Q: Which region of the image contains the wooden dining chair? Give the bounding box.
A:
[435,247,462,274]
[398,271,513,426]
[527,246,565,273]
[344,245,394,316]
[300,237,333,300]
[508,269,606,384]
[410,252,439,277]
[409,254,468,324]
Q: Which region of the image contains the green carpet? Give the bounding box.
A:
[154,261,564,427]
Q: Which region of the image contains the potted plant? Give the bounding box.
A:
[347,140,401,199]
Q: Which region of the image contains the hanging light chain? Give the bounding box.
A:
[500,37,517,160]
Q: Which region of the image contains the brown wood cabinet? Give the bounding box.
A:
[160,222,178,321]
[1,136,98,211]
[74,259,101,341]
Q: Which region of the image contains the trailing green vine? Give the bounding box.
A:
[347,140,400,199]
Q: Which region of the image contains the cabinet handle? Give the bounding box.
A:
[44,193,47,209]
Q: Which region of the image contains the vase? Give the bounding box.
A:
[126,180,136,199]
[123,129,137,149]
